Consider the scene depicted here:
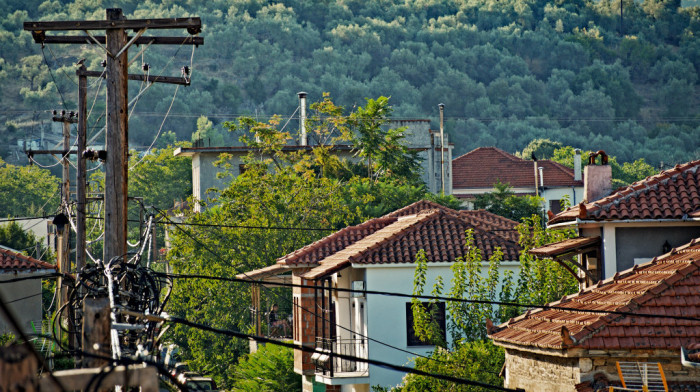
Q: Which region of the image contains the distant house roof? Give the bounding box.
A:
[300,208,521,279]
[452,147,582,190]
[489,237,700,351]
[0,247,55,273]
[550,160,700,225]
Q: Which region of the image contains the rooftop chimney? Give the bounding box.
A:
[438,103,445,194]
[574,149,582,181]
[583,150,612,203]
[298,91,307,146]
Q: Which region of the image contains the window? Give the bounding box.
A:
[405,302,446,346]
[549,199,563,215]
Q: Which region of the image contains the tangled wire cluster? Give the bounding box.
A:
[54,257,172,362]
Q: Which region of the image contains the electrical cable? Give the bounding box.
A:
[3,291,43,304]
[0,290,67,391]
[46,45,78,86]
[152,208,525,377]
[157,270,700,323]
[40,46,68,110]
[129,84,180,170]
[155,312,523,392]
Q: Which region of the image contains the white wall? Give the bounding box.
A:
[0,273,46,335]
[359,261,520,389]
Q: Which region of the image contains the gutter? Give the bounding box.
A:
[547,217,700,230]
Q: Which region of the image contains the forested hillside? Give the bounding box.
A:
[1,0,699,167]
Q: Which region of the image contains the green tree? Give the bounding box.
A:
[229,344,301,392]
[0,221,52,261]
[390,340,505,392]
[349,96,422,184]
[191,116,226,147]
[128,143,193,210]
[516,138,563,160]
[0,158,59,217]
[473,181,543,223]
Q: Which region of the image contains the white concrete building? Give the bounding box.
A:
[239,200,521,391]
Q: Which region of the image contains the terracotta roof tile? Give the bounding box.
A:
[278,200,520,267]
[452,147,582,189]
[300,209,521,279]
[551,160,700,224]
[490,237,700,350]
[0,247,55,272]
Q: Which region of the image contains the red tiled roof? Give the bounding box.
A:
[300,209,521,279]
[550,160,700,224]
[279,200,521,269]
[452,147,582,189]
[490,237,700,351]
[383,199,455,218]
[277,217,397,266]
[0,247,55,272]
[460,210,520,243]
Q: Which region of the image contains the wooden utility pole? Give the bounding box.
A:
[25,8,202,267]
[76,66,87,272]
[103,8,129,266]
[52,112,77,347]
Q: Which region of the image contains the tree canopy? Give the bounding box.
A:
[1,0,699,169]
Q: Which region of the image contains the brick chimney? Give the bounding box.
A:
[583,150,612,203]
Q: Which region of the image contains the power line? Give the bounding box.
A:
[40,46,68,110]
[155,271,700,323]
[150,206,477,377]
[149,312,523,392]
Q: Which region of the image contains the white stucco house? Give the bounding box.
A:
[238,200,521,391]
[535,158,700,287]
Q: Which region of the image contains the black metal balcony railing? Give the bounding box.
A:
[313,337,368,377]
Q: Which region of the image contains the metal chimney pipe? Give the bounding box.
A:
[574,148,582,181]
[439,103,445,194]
[298,91,307,146]
[538,166,544,188]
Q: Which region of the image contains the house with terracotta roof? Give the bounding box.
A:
[452,147,584,215]
[543,159,700,286]
[488,236,700,392]
[238,200,520,391]
[0,247,55,334]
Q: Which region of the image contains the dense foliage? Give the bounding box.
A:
[2,0,699,169]
[165,96,460,388]
[229,344,301,392]
[403,215,578,390]
[0,157,59,217]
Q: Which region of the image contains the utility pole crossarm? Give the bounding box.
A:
[78,69,191,86]
[23,16,201,32]
[34,35,203,45]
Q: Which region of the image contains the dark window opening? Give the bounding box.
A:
[549,199,563,215]
[405,302,446,346]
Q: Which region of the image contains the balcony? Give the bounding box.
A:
[312,337,369,384]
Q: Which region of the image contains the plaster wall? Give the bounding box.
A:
[615,225,700,271]
[362,261,520,389]
[0,274,44,334]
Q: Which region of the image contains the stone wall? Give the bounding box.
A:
[504,349,579,392]
[505,348,700,391]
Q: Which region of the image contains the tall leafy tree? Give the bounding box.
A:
[0,158,59,217]
[473,181,543,223]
